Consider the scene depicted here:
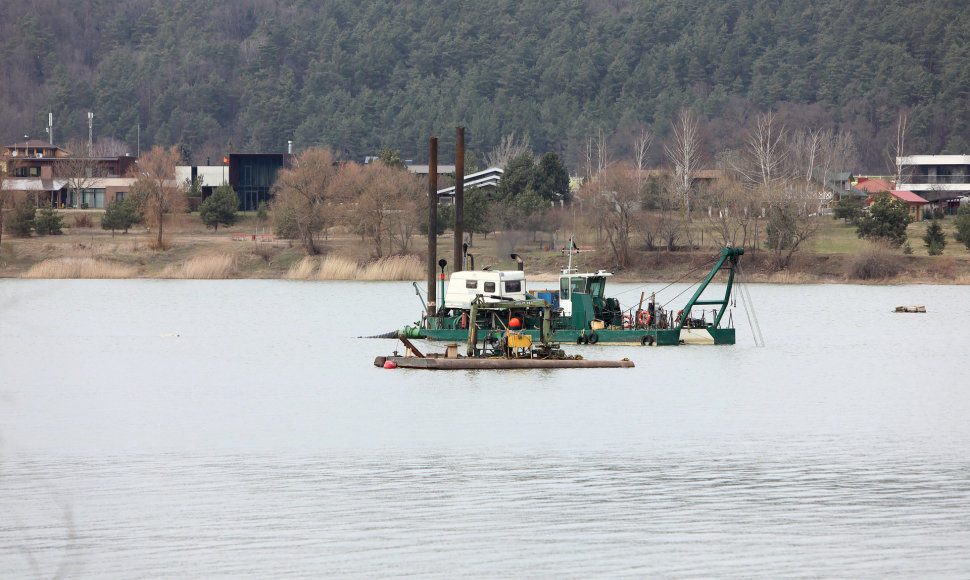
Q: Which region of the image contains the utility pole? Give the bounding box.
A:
[453,126,465,272]
[427,137,438,317]
[87,112,94,156]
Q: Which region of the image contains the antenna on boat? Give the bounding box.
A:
[565,236,579,273]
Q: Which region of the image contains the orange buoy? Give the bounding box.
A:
[383,360,397,369]
[509,317,521,328]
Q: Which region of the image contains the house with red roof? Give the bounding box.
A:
[865,190,929,221]
[854,177,895,195]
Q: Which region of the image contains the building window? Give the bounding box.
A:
[465,280,478,289]
[80,188,106,209]
[484,282,495,293]
[505,280,522,293]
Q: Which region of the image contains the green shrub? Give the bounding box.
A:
[954,204,970,250]
[923,219,945,255]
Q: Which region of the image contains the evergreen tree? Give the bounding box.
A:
[33,203,64,235]
[200,184,240,232]
[954,204,970,250]
[855,193,912,247]
[922,218,945,255]
[832,195,864,224]
[8,199,36,237]
[376,147,406,170]
[497,153,536,202]
[533,152,571,203]
[463,187,492,243]
[509,188,549,240]
[101,196,140,235]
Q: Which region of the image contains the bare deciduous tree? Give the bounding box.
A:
[484,132,531,169]
[764,188,819,270]
[0,176,24,248]
[890,109,909,184]
[345,162,423,258]
[271,147,338,255]
[702,175,757,250]
[583,128,614,182]
[632,128,653,191]
[739,112,788,188]
[131,145,186,249]
[664,109,702,215]
[56,139,109,209]
[91,137,131,157]
[582,162,642,268]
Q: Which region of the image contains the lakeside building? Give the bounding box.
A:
[896,155,970,212]
[177,154,290,212]
[1,139,137,208]
[437,167,503,203]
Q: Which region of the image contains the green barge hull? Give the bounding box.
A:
[404,326,735,346]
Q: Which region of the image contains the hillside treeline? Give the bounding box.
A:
[3,0,968,172]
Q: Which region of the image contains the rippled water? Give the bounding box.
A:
[2,279,969,577]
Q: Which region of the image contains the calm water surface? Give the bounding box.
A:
[1,279,969,577]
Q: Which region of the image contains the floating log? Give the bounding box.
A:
[894,305,926,313]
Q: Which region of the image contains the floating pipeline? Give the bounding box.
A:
[374,355,634,370]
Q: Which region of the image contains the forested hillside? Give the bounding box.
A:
[3,0,969,172]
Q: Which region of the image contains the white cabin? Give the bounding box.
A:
[443,270,527,309]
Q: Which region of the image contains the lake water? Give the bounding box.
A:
[1,278,969,577]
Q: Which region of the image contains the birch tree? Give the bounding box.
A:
[484,132,531,169]
[664,109,702,215]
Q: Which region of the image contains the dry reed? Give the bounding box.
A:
[284,256,319,279]
[162,253,236,279]
[22,258,137,279]
[285,254,423,280]
[315,255,360,280]
[358,255,424,281]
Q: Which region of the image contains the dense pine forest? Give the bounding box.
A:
[3,0,969,172]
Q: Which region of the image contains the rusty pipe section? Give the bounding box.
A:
[426,137,438,317]
[453,126,465,272]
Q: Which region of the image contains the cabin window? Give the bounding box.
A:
[570,278,587,295]
[505,280,522,293]
[465,280,478,289]
[589,277,605,299]
[560,277,569,299]
[484,282,495,293]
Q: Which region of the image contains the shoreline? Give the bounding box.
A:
[2,221,970,284]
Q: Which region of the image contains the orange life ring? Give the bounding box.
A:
[638,310,652,326]
[677,310,685,324]
[621,314,632,328]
